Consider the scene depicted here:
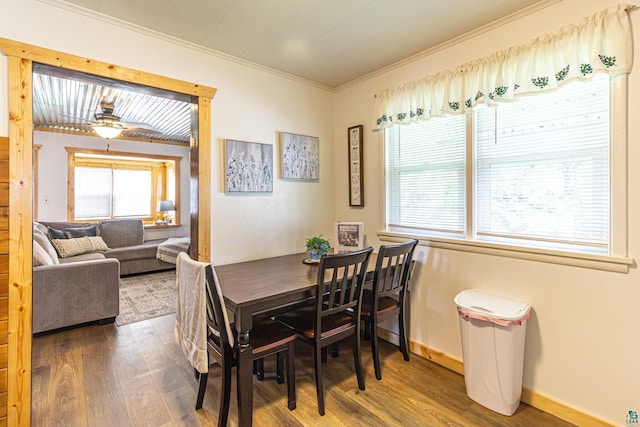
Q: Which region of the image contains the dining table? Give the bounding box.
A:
[213,251,377,427]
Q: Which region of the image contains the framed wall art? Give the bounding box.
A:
[225,139,273,193]
[348,125,364,206]
[334,221,364,253]
[281,132,319,181]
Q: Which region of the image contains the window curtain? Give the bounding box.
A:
[373,3,633,130]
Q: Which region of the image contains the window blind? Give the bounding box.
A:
[74,167,152,220]
[75,166,112,219]
[475,75,610,252]
[386,115,466,235]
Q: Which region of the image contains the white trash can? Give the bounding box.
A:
[454,289,531,416]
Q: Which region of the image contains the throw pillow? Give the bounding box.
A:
[33,241,54,266]
[87,236,110,251]
[47,226,67,240]
[52,236,95,258]
[33,228,60,265]
[64,225,97,238]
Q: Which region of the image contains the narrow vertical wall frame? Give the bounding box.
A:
[348,125,364,207]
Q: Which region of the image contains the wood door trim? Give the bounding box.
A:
[0,38,217,99]
[7,57,33,427]
[1,38,215,425]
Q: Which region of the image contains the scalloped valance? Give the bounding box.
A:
[373,4,633,130]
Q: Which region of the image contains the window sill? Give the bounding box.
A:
[377,231,634,273]
[144,223,181,229]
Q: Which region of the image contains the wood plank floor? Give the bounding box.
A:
[32,314,574,426]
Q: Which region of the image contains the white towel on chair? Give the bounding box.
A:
[175,252,209,374]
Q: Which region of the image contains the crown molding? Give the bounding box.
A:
[38,0,335,93]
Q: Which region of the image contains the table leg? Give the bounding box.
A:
[236,330,253,427]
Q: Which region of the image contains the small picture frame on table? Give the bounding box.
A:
[348,125,364,207]
[334,222,364,253]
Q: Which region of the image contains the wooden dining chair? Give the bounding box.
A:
[176,254,297,426]
[362,239,418,380]
[278,247,373,416]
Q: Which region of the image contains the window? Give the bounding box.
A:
[386,115,466,237]
[385,74,622,257]
[475,76,610,253]
[74,166,113,218]
[75,167,153,219]
[67,148,181,224]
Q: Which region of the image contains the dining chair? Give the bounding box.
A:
[176,253,297,427]
[361,239,418,380]
[278,246,373,416]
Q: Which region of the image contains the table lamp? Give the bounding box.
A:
[158,200,176,224]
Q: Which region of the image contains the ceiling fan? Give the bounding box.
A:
[88,99,161,140]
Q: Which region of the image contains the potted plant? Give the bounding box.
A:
[306,235,331,260]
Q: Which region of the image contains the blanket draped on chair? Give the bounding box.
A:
[175,252,209,373]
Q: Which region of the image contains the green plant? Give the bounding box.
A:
[305,235,330,253]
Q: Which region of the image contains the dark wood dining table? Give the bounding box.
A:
[213,251,377,426]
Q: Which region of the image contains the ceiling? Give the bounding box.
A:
[33,64,193,143]
[34,0,548,143]
[47,0,546,89]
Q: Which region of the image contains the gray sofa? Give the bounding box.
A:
[32,219,177,334]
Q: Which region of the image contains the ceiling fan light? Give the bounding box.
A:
[92,123,123,139]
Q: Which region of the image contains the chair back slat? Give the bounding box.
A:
[373,240,418,299]
[205,264,235,350]
[315,247,373,332]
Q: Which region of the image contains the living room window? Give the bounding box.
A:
[74,166,153,219]
[384,74,626,258]
[67,148,181,224]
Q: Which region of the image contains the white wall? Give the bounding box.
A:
[0,0,336,265]
[334,0,639,424]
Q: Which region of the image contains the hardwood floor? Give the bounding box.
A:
[32,314,573,426]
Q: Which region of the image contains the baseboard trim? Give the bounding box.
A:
[377,328,614,426]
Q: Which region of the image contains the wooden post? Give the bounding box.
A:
[7,55,33,427]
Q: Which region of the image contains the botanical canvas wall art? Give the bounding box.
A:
[281,132,319,181]
[225,139,273,193]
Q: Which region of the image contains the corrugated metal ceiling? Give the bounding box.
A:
[32,65,192,144]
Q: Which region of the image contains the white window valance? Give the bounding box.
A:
[373,4,633,130]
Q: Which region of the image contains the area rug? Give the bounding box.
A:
[116,269,176,326]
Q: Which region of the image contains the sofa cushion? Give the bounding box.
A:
[64,225,97,238]
[105,242,159,262]
[33,241,54,266]
[59,252,107,263]
[33,227,60,265]
[41,221,95,231]
[48,226,67,240]
[52,236,110,258]
[99,219,144,248]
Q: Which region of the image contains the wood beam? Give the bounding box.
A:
[7,56,33,427]
[196,97,211,262]
[0,37,217,99]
